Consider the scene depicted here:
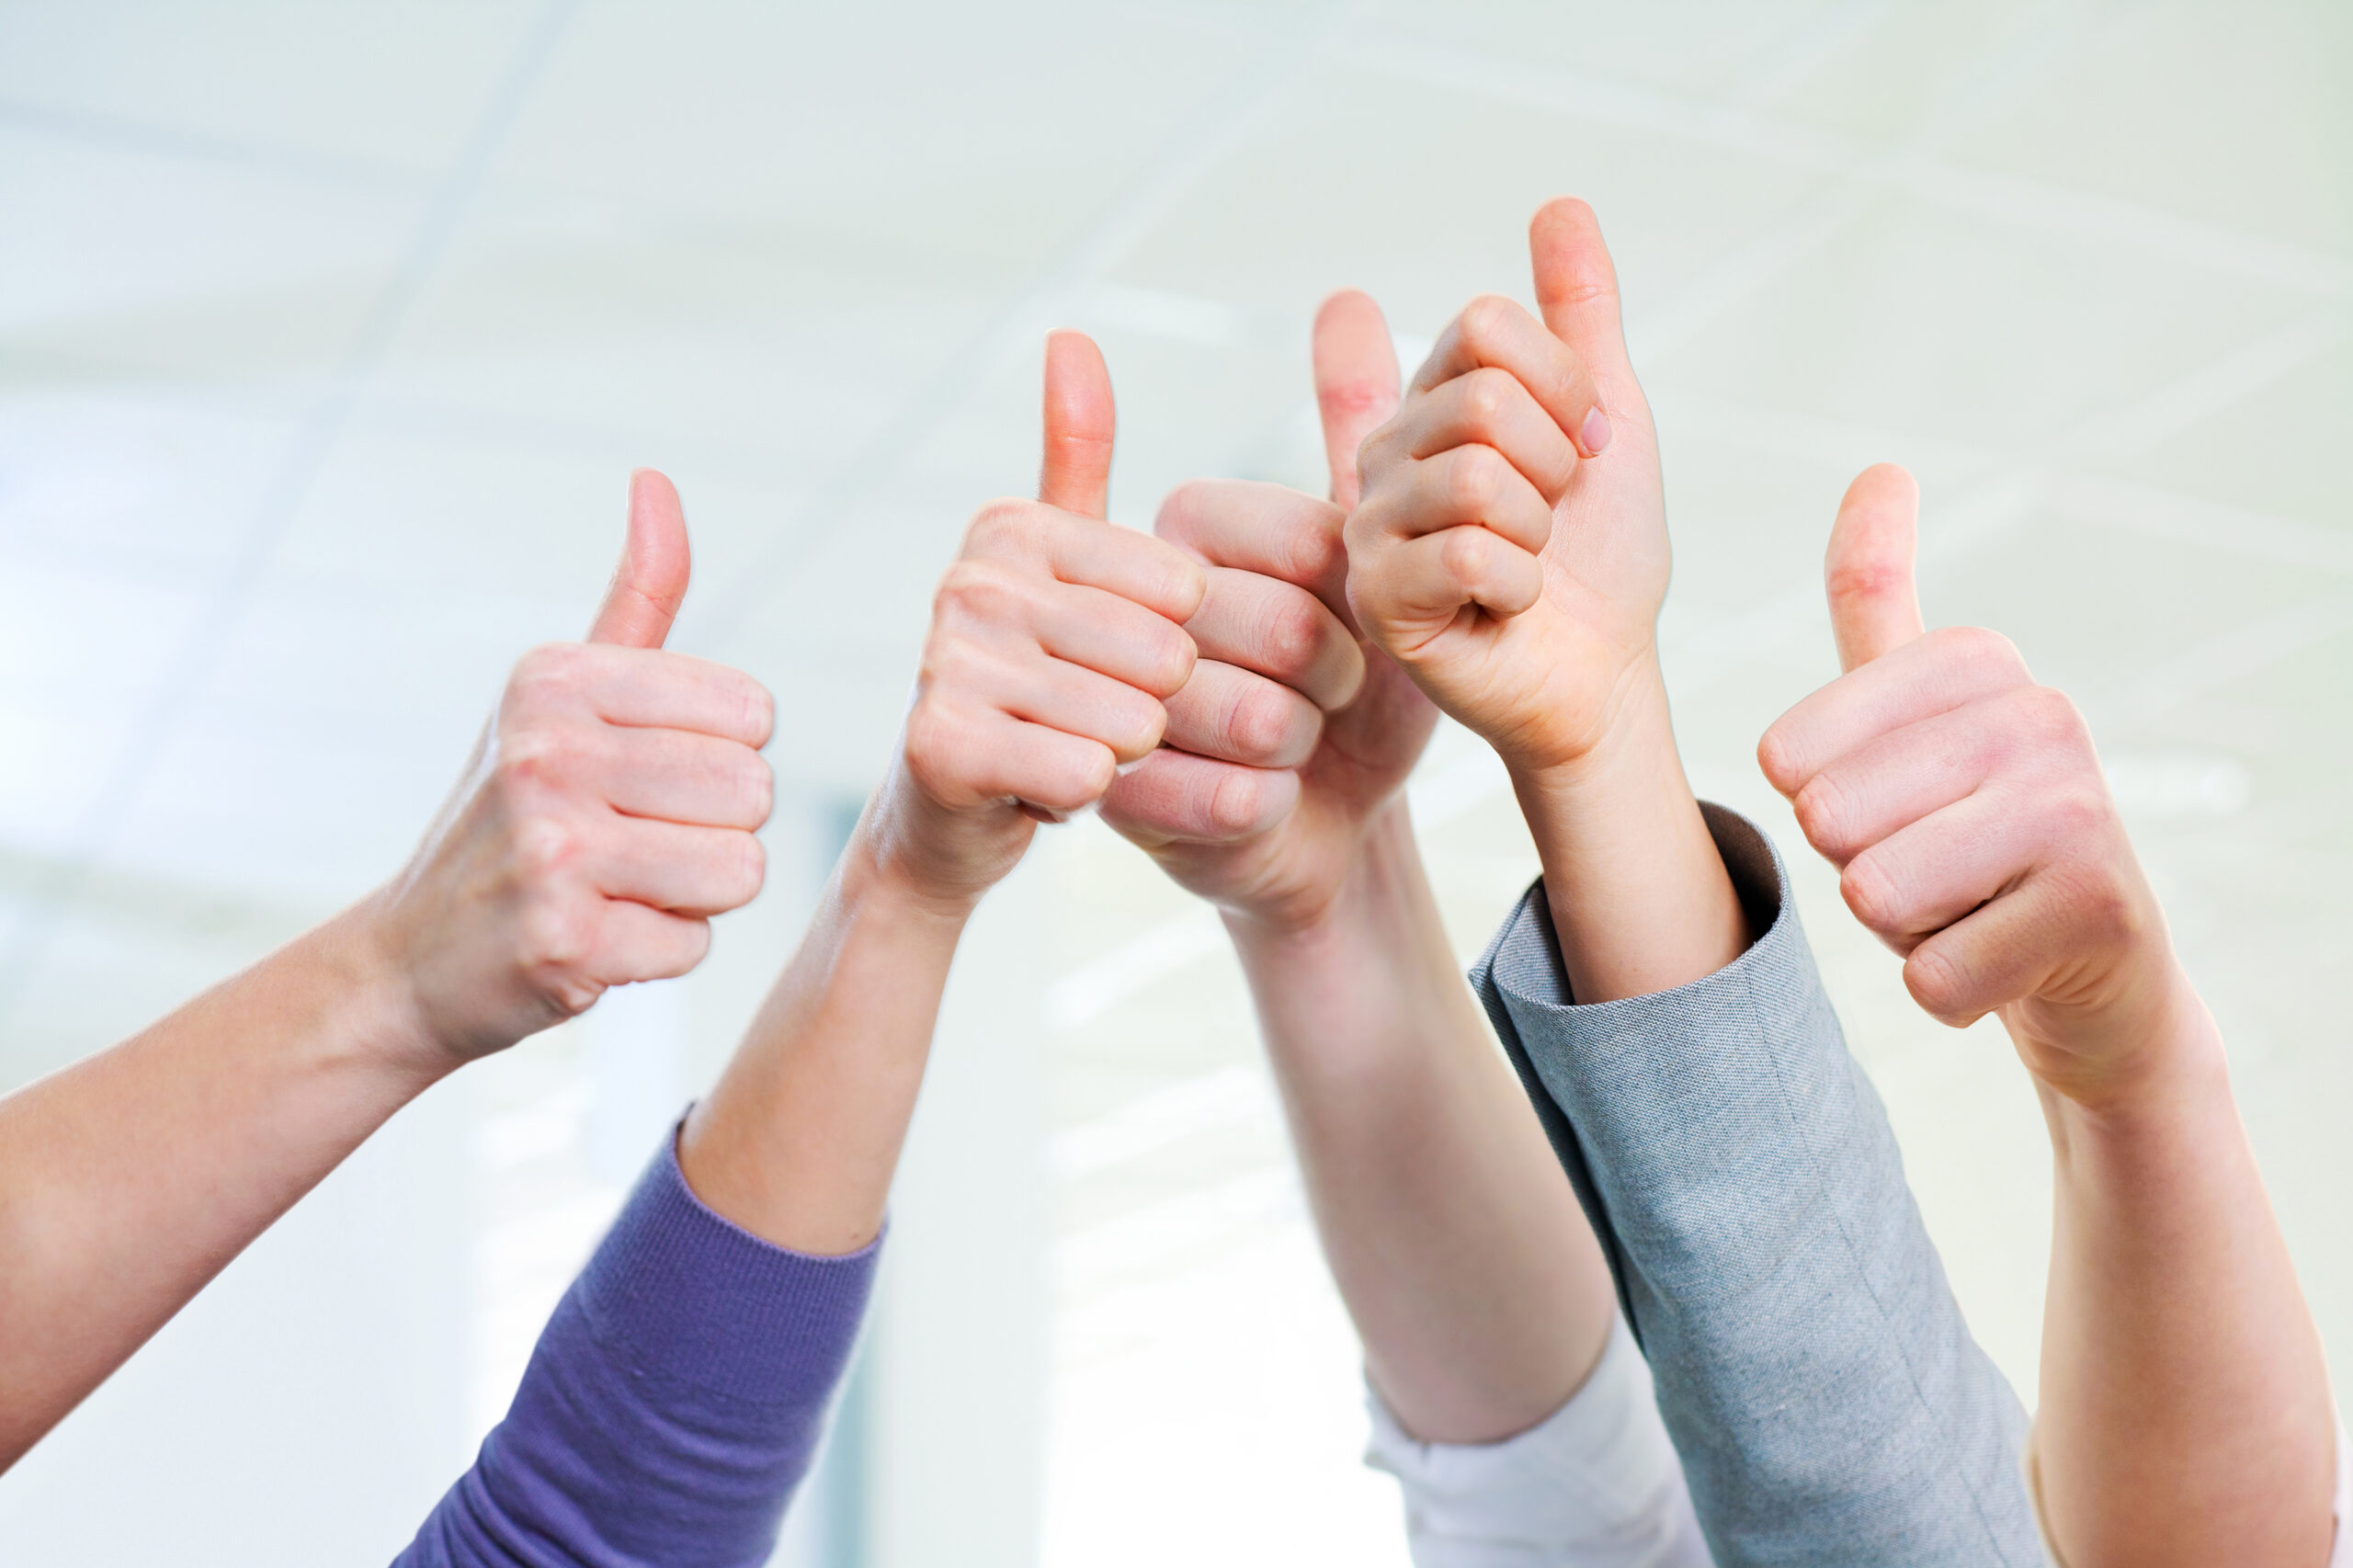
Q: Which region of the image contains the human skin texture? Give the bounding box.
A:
[0,470,776,1470]
[1100,291,1617,1444]
[677,330,1207,1256]
[1758,463,2336,1568]
[1346,198,1750,1019]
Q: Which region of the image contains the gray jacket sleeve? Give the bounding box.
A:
[1470,803,2044,1568]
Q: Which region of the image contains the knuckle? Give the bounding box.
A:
[1793,772,1857,856]
[933,558,1021,626]
[739,752,777,826]
[1458,293,1515,347]
[1447,447,1503,512]
[1943,625,2029,684]
[1437,524,1493,585]
[1839,853,1906,933]
[1210,766,1276,837]
[1144,628,1197,699]
[962,495,1038,556]
[509,642,588,708]
[1154,479,1213,540]
[730,834,767,902]
[1461,366,1513,424]
[1904,946,1970,1023]
[1261,594,1324,676]
[739,680,777,747]
[517,891,592,978]
[1228,685,1293,759]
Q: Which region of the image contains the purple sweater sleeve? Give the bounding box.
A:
[394,1130,880,1568]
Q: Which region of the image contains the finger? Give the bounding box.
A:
[1163,658,1324,769]
[1099,746,1301,846]
[1366,525,1545,626]
[588,903,713,986]
[1790,698,2015,867]
[935,558,1198,699]
[1387,367,1579,504]
[1901,873,2079,1028]
[1313,290,1401,508]
[1412,294,1607,460]
[597,818,767,917]
[1386,446,1554,554]
[1186,567,1363,711]
[909,701,1119,815]
[1528,197,1637,403]
[587,469,693,649]
[599,728,775,831]
[509,642,776,747]
[965,498,1207,626]
[1040,330,1115,518]
[936,641,1167,765]
[1825,463,1926,673]
[1756,625,2031,796]
[1154,480,1350,613]
[1839,786,2052,948]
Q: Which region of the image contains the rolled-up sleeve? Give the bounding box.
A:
[395,1128,878,1568]
[1472,804,2043,1567]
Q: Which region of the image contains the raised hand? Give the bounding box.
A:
[1346,198,1666,774]
[1756,464,2185,1106]
[868,331,1206,911]
[1100,290,1440,933]
[373,470,777,1063]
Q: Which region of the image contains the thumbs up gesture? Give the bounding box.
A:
[869,332,1207,909]
[1346,199,1665,776]
[370,471,778,1063]
[1099,290,1442,933]
[1757,466,2191,1107]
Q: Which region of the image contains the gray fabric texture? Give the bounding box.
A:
[1470,803,2043,1568]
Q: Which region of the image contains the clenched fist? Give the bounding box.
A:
[371,470,775,1063]
[1757,465,2190,1108]
[1102,290,1438,933]
[864,331,1207,911]
[1347,199,1666,776]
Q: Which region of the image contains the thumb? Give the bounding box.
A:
[1824,463,1926,672]
[1312,290,1400,509]
[1529,198,1637,392]
[586,468,691,648]
[1039,329,1115,517]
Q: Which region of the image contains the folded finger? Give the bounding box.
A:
[1163,657,1324,769]
[1187,567,1363,711]
[1387,446,1554,554]
[529,643,775,746]
[1410,294,1607,458]
[968,498,1205,624]
[1154,480,1349,611]
[601,728,776,831]
[1839,786,2048,946]
[1758,625,2033,795]
[1098,746,1300,846]
[1362,525,1545,626]
[597,818,767,917]
[1388,367,1579,504]
[588,902,713,986]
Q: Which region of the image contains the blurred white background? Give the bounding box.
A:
[0,1,2347,1563]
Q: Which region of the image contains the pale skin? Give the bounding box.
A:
[1102,290,1617,1443]
[1758,464,2336,1568]
[677,330,1208,1256]
[1347,198,1751,1013]
[0,470,777,1471]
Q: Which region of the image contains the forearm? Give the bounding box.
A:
[1225,802,1614,1444]
[0,901,439,1468]
[678,800,972,1256]
[2035,981,2335,1568]
[1510,664,1748,1005]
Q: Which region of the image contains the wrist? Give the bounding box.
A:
[1506,651,1674,808]
[1219,800,1418,950]
[2024,956,2226,1132]
[302,896,466,1095]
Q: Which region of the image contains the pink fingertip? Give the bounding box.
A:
[1578,407,1613,456]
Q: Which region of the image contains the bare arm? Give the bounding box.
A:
[1102,292,1615,1444]
[0,472,777,1470]
[683,329,1206,1255]
[1760,464,2334,1567]
[1228,805,1610,1441]
[1346,199,1747,1010]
